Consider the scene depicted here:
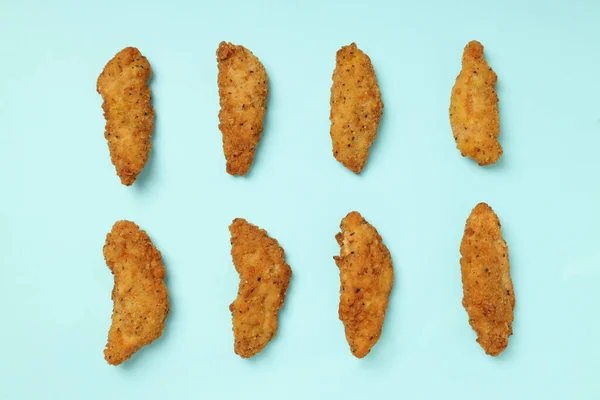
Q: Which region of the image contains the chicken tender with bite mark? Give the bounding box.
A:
[97,47,155,185]
[229,218,292,358]
[330,43,384,174]
[460,203,515,356]
[217,42,269,176]
[449,41,502,166]
[103,220,169,365]
[334,211,393,358]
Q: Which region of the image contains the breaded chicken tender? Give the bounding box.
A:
[460,203,514,356]
[330,43,383,174]
[217,42,269,176]
[103,220,169,365]
[334,211,393,358]
[97,47,155,185]
[229,218,292,358]
[450,41,502,166]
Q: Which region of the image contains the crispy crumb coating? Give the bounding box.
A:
[217,42,269,176]
[330,43,383,174]
[460,203,514,356]
[103,220,169,365]
[449,41,502,166]
[97,47,154,185]
[334,211,393,358]
[229,218,292,358]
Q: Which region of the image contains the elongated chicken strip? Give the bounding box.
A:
[449,41,502,166]
[103,220,169,365]
[229,218,292,358]
[460,203,515,356]
[217,42,269,175]
[334,211,393,358]
[97,47,155,185]
[330,43,383,174]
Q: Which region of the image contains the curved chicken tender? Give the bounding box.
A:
[103,220,169,365]
[334,211,393,358]
[217,42,269,176]
[449,41,502,166]
[97,47,155,185]
[229,218,292,358]
[460,203,514,356]
[330,43,383,174]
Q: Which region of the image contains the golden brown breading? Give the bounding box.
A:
[334,211,393,358]
[330,43,383,174]
[103,220,169,365]
[217,42,268,176]
[97,47,154,186]
[229,218,292,358]
[449,41,502,166]
[460,203,514,356]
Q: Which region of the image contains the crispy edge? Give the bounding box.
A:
[460,203,515,356]
[217,42,269,176]
[97,47,154,186]
[449,40,502,166]
[228,218,292,358]
[330,43,383,174]
[103,220,169,365]
[334,211,393,358]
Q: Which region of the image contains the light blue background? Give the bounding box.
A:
[1,0,599,398]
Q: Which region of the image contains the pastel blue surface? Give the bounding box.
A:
[1,0,599,398]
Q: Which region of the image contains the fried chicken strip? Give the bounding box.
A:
[334,211,393,358]
[449,40,502,166]
[460,203,514,356]
[97,47,155,185]
[217,42,269,176]
[330,43,383,174]
[103,220,169,365]
[229,218,292,358]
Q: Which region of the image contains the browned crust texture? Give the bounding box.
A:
[449,41,502,166]
[217,42,269,176]
[330,43,383,174]
[103,220,169,365]
[229,218,292,358]
[460,203,514,356]
[334,211,393,358]
[97,47,154,185]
